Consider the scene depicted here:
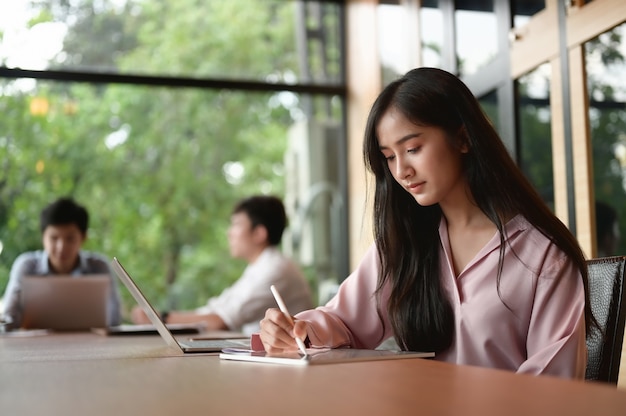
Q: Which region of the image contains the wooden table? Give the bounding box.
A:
[1,332,625,415]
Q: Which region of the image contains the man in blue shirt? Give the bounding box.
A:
[1,197,122,329]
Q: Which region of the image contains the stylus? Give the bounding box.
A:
[270,285,308,356]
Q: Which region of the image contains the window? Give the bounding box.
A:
[455,0,498,77]
[587,22,626,256]
[0,0,347,311]
[517,63,554,206]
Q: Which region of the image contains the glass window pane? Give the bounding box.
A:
[587,22,626,256]
[0,0,343,85]
[478,90,499,132]
[455,1,498,77]
[420,1,443,69]
[377,3,412,85]
[513,0,545,29]
[517,63,553,206]
[0,78,345,311]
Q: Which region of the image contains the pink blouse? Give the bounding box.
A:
[296,215,587,379]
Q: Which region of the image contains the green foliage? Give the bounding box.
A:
[27,9,54,28]
[125,0,298,79]
[0,0,337,320]
[519,103,553,200]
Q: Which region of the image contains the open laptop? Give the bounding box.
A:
[111,257,249,353]
[92,322,206,336]
[20,275,110,331]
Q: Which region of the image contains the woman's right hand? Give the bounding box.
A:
[259,308,308,354]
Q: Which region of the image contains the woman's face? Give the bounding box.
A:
[377,107,468,207]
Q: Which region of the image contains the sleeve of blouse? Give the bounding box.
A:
[295,244,392,349]
[517,253,587,379]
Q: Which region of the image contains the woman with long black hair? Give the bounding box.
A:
[260,68,593,378]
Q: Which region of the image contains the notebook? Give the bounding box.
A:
[20,275,110,331]
[111,257,250,353]
[219,348,434,366]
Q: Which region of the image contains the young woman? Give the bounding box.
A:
[260,67,594,379]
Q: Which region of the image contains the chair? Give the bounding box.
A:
[585,256,626,383]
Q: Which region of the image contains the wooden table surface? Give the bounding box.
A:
[1,332,625,415]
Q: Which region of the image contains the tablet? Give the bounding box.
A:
[219,348,434,366]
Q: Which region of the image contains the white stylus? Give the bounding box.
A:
[270,284,308,356]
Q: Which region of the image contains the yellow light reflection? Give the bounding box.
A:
[29,97,50,116]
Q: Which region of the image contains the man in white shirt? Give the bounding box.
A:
[132,195,313,335]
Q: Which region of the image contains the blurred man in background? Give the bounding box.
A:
[1,197,122,329]
[132,195,313,335]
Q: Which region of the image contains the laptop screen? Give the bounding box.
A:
[20,275,110,330]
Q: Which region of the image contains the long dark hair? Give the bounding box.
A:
[363,67,593,353]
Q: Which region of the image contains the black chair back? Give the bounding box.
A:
[585,256,626,383]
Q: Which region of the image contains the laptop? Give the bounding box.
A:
[20,275,110,331]
[111,257,250,353]
[92,322,206,336]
